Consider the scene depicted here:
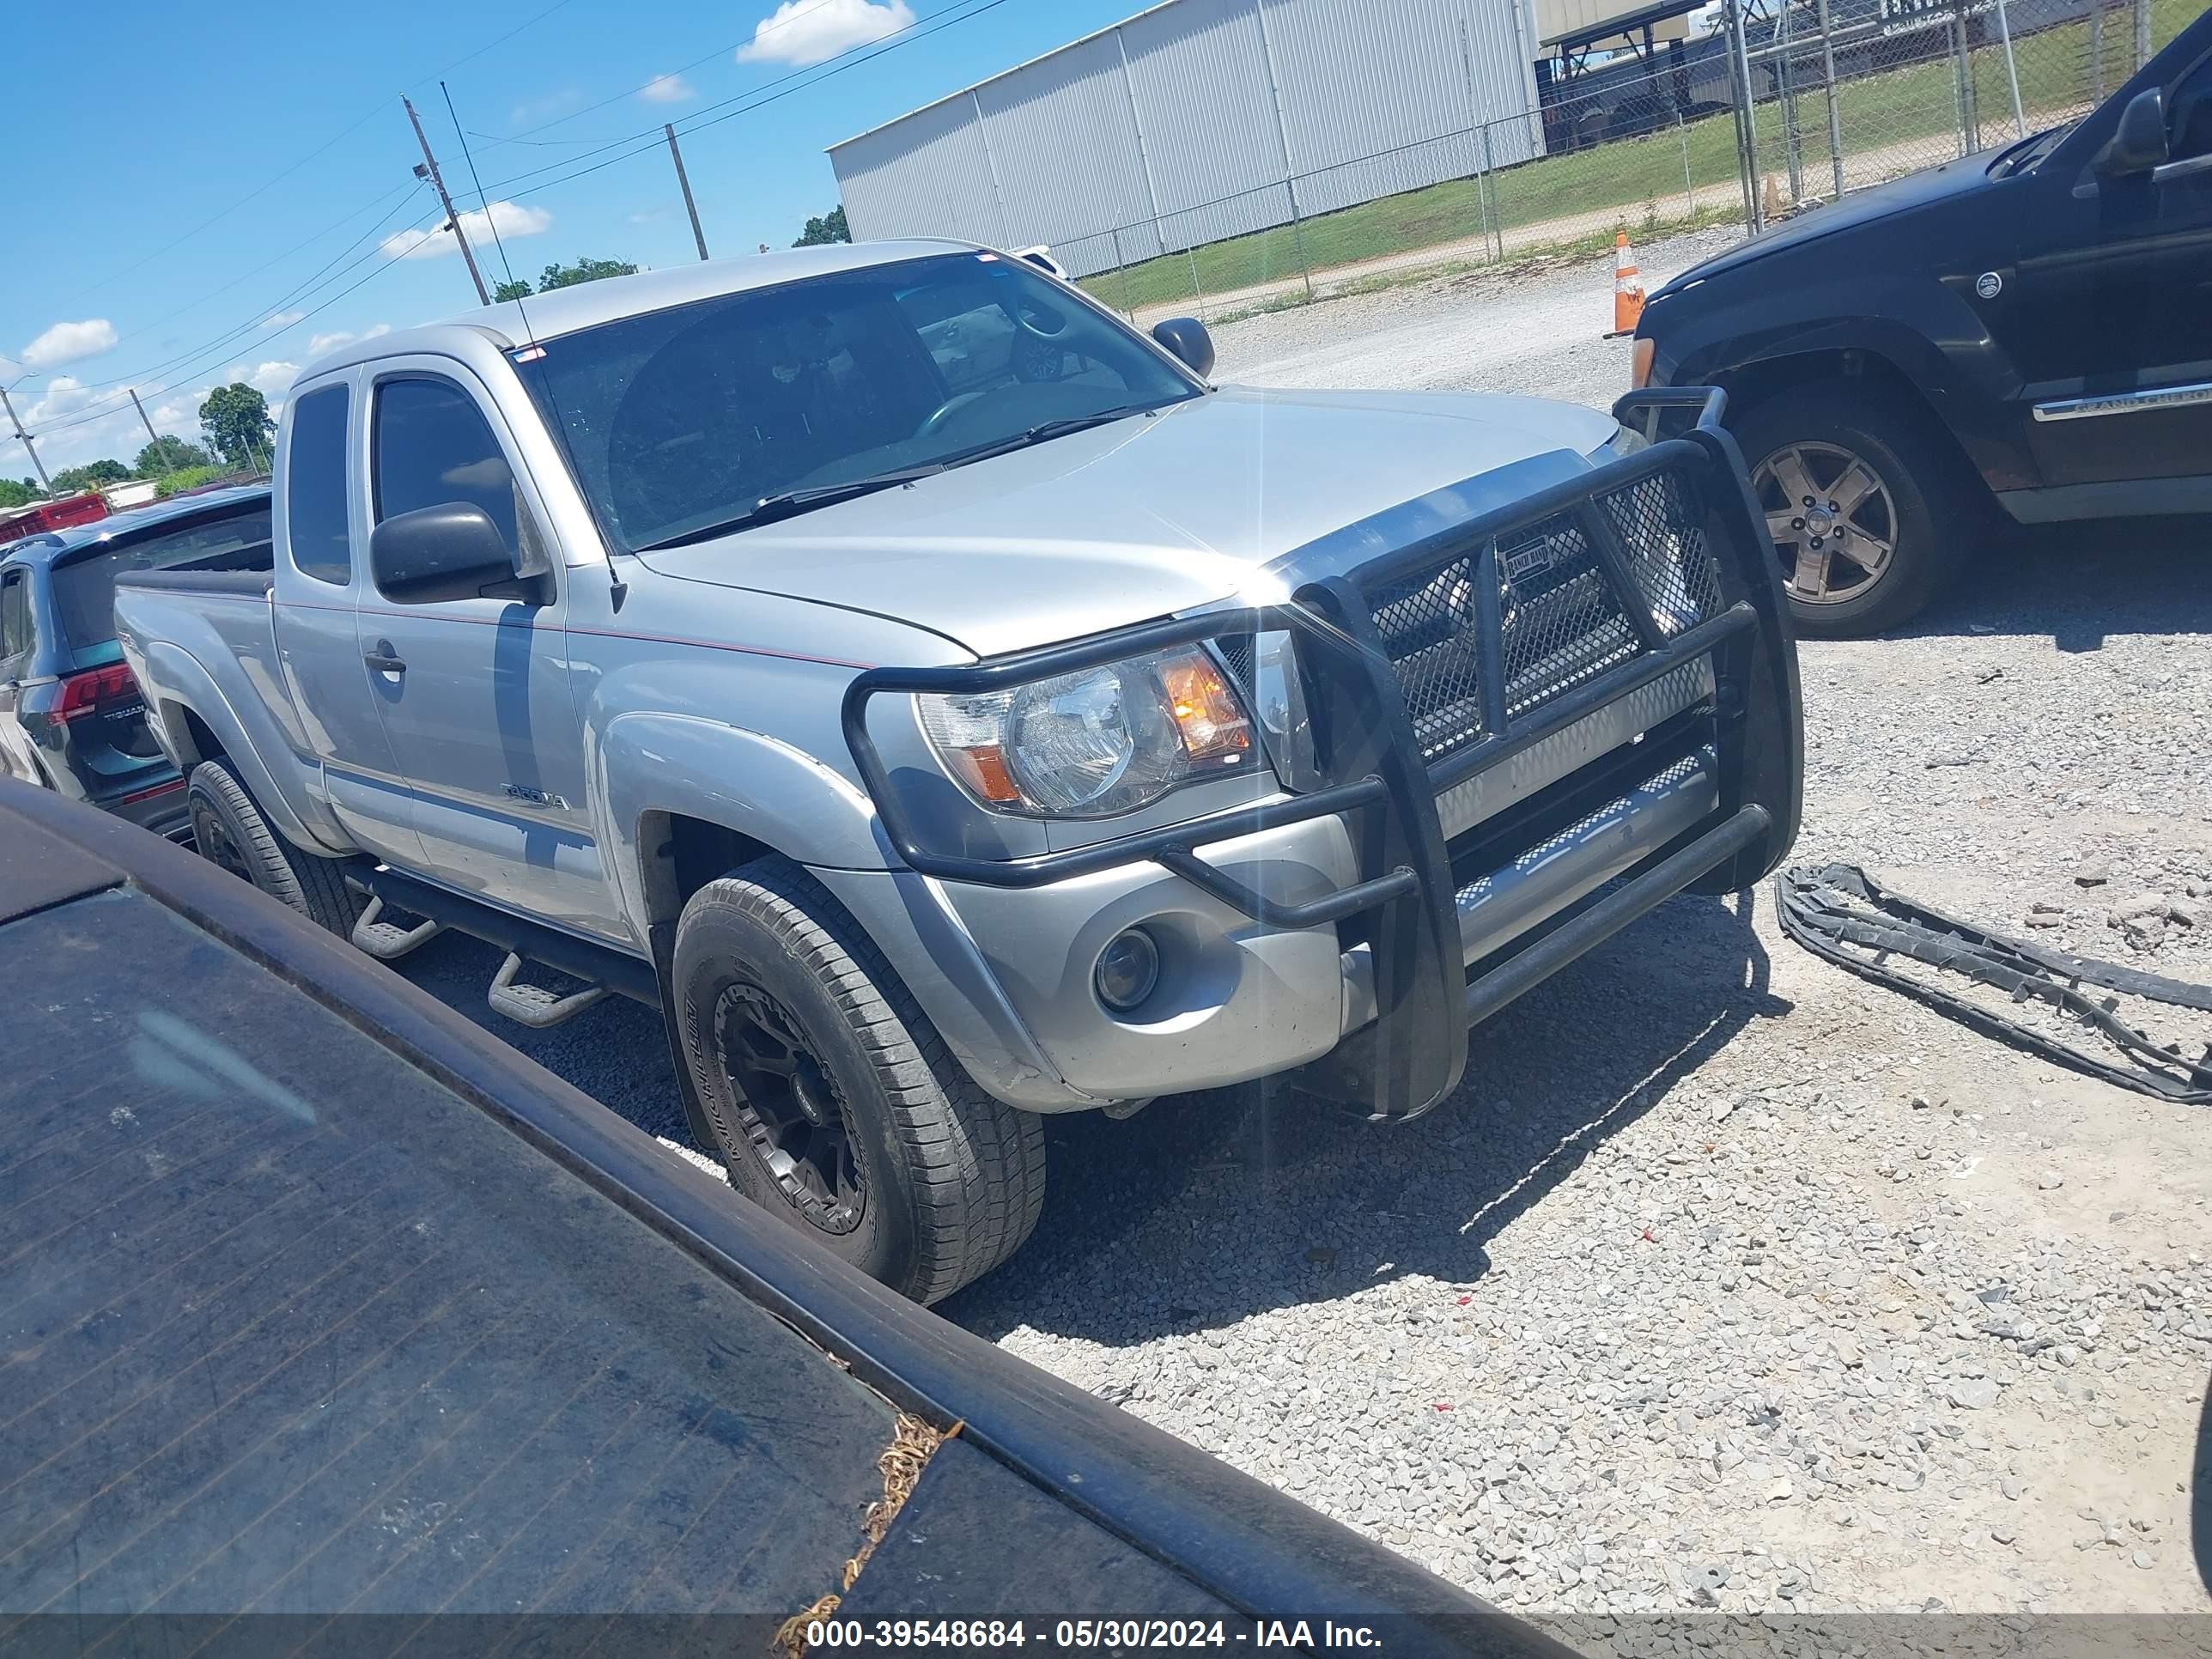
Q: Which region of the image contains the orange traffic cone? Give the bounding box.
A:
[1613,230,1645,336]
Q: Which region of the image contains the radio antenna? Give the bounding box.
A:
[441,81,627,612]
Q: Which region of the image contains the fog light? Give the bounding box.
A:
[1093,927,1160,1012]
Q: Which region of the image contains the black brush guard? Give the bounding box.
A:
[842,387,1802,1121]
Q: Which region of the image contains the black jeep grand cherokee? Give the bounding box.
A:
[1633,6,2212,635]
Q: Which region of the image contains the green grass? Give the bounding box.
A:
[1081,0,2195,317]
[1752,0,2195,185]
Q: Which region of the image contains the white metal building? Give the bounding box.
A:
[828,0,1548,278]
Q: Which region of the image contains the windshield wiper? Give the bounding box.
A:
[939,407,1155,468]
[1994,123,2070,176]
[635,464,954,550]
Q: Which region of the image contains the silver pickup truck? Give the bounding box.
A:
[114,240,1803,1303]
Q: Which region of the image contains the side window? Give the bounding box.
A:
[287,385,352,586]
[0,571,30,664]
[373,377,522,549]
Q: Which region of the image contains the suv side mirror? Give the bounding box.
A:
[2096,87,2169,178]
[1151,317,1216,380]
[371,502,543,605]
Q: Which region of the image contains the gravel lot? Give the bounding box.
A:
[395,234,2212,1625]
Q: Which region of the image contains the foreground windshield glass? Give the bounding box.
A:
[520,252,1199,554]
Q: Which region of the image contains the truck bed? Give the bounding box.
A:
[115,565,274,595]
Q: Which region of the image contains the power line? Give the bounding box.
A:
[433,0,583,77]
[25,203,441,443]
[64,179,424,389]
[477,0,858,151]
[678,1,1018,141]
[66,0,586,300]
[441,82,525,300]
[76,104,399,300]
[66,185,432,396]
[483,0,1018,208]
[15,0,1020,458]
[467,0,1012,199]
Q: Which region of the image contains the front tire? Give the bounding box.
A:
[1735,382,1971,637]
[672,856,1046,1304]
[186,757,363,935]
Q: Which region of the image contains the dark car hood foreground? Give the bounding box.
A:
[0,781,1579,1655]
[1654,146,2003,296]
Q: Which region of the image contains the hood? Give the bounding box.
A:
[1653,148,1999,296]
[635,386,1614,658]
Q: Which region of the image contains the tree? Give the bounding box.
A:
[492,278,533,302]
[51,459,132,494]
[792,206,849,247]
[134,435,212,476]
[153,465,226,500]
[199,383,275,471]
[537,257,637,291]
[0,478,40,510]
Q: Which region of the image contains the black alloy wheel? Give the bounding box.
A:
[714,979,866,1235]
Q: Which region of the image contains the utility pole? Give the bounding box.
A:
[0,388,52,492]
[404,95,492,306]
[128,388,163,453]
[665,125,710,262]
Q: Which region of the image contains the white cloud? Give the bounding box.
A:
[307,323,392,358]
[20,318,119,371]
[641,72,696,103]
[628,204,676,226]
[262,308,306,329]
[240,361,301,400]
[382,201,552,262]
[737,0,913,67]
[8,366,310,477]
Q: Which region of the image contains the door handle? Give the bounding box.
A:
[364,642,406,675]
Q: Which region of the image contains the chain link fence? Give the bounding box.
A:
[1064,0,2190,327]
[1737,0,2170,224]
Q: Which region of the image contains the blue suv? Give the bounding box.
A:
[0,486,270,839]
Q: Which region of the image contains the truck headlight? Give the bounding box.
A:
[915,646,1255,817]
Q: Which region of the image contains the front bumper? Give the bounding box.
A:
[843,388,1802,1118]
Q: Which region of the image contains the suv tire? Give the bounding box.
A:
[1735,381,1971,637]
[186,757,364,936]
[672,856,1046,1304]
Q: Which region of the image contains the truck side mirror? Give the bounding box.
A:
[1151,317,1216,380]
[2096,87,2168,178]
[370,502,543,605]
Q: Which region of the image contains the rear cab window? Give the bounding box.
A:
[284,384,353,586]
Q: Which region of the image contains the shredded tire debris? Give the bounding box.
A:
[773,1413,957,1656]
[1775,862,2212,1104]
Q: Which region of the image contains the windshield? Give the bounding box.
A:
[518,252,1200,555]
[52,502,272,656]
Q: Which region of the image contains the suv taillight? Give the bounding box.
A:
[57,663,138,721]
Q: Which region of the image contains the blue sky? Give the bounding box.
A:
[5,0,1139,478]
